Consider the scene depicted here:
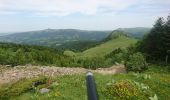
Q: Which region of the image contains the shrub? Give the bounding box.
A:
[104,80,154,100]
[104,80,140,100]
[114,53,124,63]
[125,52,148,72]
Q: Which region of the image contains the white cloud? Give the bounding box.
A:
[0,0,137,16]
[0,0,169,16]
[0,11,17,15]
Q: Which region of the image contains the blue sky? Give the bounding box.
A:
[0,0,169,33]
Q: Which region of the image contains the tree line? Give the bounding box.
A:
[0,42,113,68]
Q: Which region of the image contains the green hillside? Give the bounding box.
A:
[57,40,100,52]
[76,35,137,58]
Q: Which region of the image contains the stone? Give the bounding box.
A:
[40,88,50,94]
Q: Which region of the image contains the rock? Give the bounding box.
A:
[40,88,50,94]
[115,62,120,66]
[11,73,17,77]
[5,65,11,67]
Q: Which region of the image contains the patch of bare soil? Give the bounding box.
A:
[0,64,126,84]
[94,64,126,75]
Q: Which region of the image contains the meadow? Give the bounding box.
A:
[64,36,137,58]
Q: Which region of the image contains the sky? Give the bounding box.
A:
[0,0,170,33]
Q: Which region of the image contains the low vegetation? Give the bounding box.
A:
[0,76,47,99]
[104,80,151,100]
[0,66,169,100]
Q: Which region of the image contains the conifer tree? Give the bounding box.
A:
[138,14,170,63]
[144,17,165,60]
[164,14,170,63]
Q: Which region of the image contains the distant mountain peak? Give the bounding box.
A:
[116,27,151,38]
[104,30,129,41]
[42,28,55,32]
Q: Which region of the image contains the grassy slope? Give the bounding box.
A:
[77,36,137,58]
[12,65,170,100]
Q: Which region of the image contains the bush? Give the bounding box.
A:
[105,48,127,64]
[104,80,140,100]
[114,53,124,63]
[104,80,154,100]
[125,52,148,72]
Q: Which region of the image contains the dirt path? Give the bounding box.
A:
[0,65,126,84]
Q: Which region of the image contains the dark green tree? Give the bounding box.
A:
[138,14,170,64]
[164,14,170,64]
[138,17,165,61]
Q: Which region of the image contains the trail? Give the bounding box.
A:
[0,65,126,84]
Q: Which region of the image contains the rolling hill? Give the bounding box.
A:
[81,37,137,58]
[65,31,137,58]
[0,29,111,47]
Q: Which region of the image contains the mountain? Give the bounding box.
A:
[57,30,136,52]
[0,29,111,47]
[0,33,12,36]
[104,30,130,41]
[117,27,151,38]
[0,27,149,49]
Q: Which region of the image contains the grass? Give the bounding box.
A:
[66,36,137,58]
[0,76,47,100]
[1,65,169,100]
[63,36,137,60]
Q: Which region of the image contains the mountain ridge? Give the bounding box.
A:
[0,27,150,49]
[0,29,111,47]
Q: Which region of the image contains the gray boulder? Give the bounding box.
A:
[40,88,50,94]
